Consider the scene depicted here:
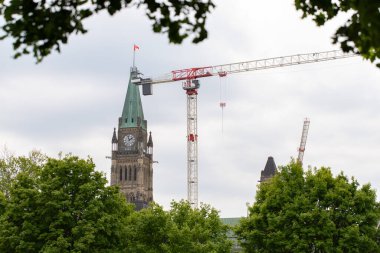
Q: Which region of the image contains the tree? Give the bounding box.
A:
[0,192,5,216]
[0,0,215,62]
[0,154,133,252]
[1,1,379,67]
[125,200,232,253]
[167,200,232,253]
[235,162,380,253]
[295,0,380,67]
[0,148,46,198]
[124,202,172,252]
[2,0,380,67]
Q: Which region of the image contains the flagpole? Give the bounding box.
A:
[133,47,136,68]
[132,44,139,68]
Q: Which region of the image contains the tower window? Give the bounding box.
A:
[129,167,132,181]
[124,166,128,180]
[119,168,122,181]
[134,166,137,181]
[131,118,134,123]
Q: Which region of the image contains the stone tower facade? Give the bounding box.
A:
[110,67,153,210]
[259,156,277,182]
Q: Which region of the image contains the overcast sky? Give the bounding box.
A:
[1,0,380,217]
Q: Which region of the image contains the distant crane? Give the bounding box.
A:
[297,118,311,164]
[132,50,356,208]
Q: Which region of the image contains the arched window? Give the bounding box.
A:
[134,166,137,181]
[119,167,122,181]
[124,166,128,180]
[129,167,132,181]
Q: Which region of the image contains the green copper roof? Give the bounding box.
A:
[120,67,147,130]
[220,217,242,226]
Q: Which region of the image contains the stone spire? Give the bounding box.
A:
[147,131,153,147]
[120,67,147,130]
[147,131,153,156]
[111,127,118,152]
[260,156,277,182]
[112,128,117,143]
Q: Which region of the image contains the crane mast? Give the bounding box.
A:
[297,118,310,164]
[131,50,356,208]
[186,85,199,207]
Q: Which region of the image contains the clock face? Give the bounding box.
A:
[123,134,136,147]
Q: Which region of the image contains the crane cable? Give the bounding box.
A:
[219,74,228,134]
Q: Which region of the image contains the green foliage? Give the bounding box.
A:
[235,162,380,253]
[0,192,5,216]
[1,0,379,67]
[0,0,215,62]
[125,200,232,253]
[167,200,232,253]
[125,202,172,252]
[295,0,380,68]
[0,148,46,198]
[0,151,231,252]
[0,154,133,252]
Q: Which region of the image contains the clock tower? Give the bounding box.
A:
[110,66,153,210]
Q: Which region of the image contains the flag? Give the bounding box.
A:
[133,44,140,51]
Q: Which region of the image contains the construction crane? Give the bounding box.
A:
[297,118,311,164]
[131,50,356,208]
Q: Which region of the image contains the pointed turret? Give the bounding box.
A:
[112,128,118,143]
[259,156,277,182]
[120,67,147,130]
[111,128,118,152]
[147,131,153,147]
[147,131,153,155]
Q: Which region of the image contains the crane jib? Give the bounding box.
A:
[172,67,214,81]
[129,49,355,208]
